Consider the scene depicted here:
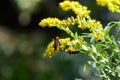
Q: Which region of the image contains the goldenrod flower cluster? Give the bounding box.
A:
[43,41,55,58]
[39,1,104,57]
[62,16,103,41]
[59,1,90,17]
[77,16,103,31]
[96,0,120,12]
[80,19,103,41]
[62,16,76,27]
[59,38,70,50]
[39,17,62,28]
[44,38,70,58]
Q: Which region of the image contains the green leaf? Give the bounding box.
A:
[82,45,88,51]
[75,32,78,38]
[83,64,87,72]
[90,37,95,44]
[104,21,115,35]
[91,45,97,53]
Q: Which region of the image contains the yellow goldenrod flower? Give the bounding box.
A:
[77,17,103,34]
[44,38,70,58]
[59,1,72,11]
[59,38,70,50]
[96,0,108,6]
[62,16,76,27]
[107,2,115,12]
[59,1,90,17]
[88,19,103,31]
[39,17,62,28]
[65,46,76,53]
[93,31,103,41]
[87,19,103,41]
[77,17,103,41]
[44,41,55,58]
[96,0,120,13]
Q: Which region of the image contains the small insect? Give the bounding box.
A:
[53,37,60,50]
[53,37,80,54]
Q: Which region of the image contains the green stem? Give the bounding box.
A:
[62,27,75,38]
[101,69,110,80]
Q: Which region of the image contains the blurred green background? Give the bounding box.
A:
[0,0,120,80]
